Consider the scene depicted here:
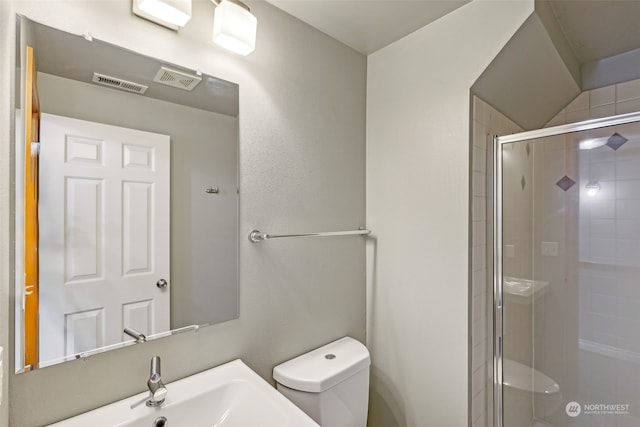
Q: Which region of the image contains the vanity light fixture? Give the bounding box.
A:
[133,0,192,30]
[211,0,257,56]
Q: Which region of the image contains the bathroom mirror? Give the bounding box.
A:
[14,16,239,372]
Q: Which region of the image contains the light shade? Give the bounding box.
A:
[578,137,606,150]
[133,0,192,30]
[213,0,257,56]
[585,180,601,197]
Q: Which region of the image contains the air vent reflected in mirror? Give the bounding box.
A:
[153,66,202,91]
[91,73,148,94]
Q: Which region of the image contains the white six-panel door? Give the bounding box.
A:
[39,113,170,363]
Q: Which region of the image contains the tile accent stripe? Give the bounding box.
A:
[606,132,628,150]
[556,175,576,191]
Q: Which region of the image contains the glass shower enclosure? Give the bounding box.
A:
[494,112,640,427]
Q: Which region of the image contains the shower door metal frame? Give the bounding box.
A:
[492,110,640,427]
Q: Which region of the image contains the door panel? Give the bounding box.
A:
[65,308,105,356]
[65,177,104,282]
[122,181,153,274]
[121,299,154,341]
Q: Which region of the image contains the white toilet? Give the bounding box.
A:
[503,358,562,427]
[273,336,370,427]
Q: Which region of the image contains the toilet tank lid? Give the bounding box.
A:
[273,337,370,393]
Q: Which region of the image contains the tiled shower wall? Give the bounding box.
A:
[534,77,640,427]
[527,126,579,427]
[548,79,640,126]
[471,96,522,427]
[471,77,640,427]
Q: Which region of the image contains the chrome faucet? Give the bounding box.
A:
[146,356,168,407]
[124,327,146,343]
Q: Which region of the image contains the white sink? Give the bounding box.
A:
[503,276,549,304]
[48,359,320,427]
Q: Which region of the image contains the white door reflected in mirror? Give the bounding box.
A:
[37,114,170,366]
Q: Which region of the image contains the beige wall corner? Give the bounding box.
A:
[366,1,534,426]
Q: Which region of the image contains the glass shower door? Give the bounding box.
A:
[498,117,640,427]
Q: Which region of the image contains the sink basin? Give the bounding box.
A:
[48,359,320,427]
[503,276,549,304]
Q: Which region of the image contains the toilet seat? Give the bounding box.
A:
[503,358,560,395]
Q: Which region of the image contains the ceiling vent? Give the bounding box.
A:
[153,66,202,91]
[92,73,148,94]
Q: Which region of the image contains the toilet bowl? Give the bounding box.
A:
[273,337,370,427]
[503,358,562,426]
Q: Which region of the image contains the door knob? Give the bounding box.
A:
[156,279,168,289]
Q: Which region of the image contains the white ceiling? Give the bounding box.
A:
[264,0,470,55]
[265,0,640,64]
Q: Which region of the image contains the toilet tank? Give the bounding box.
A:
[273,337,370,427]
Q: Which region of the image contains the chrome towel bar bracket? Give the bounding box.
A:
[249,228,371,243]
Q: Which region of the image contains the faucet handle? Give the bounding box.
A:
[151,386,168,403]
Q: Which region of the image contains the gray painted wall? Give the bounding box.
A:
[0,1,366,425]
[582,48,640,90]
[37,72,240,329]
[0,8,15,425]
